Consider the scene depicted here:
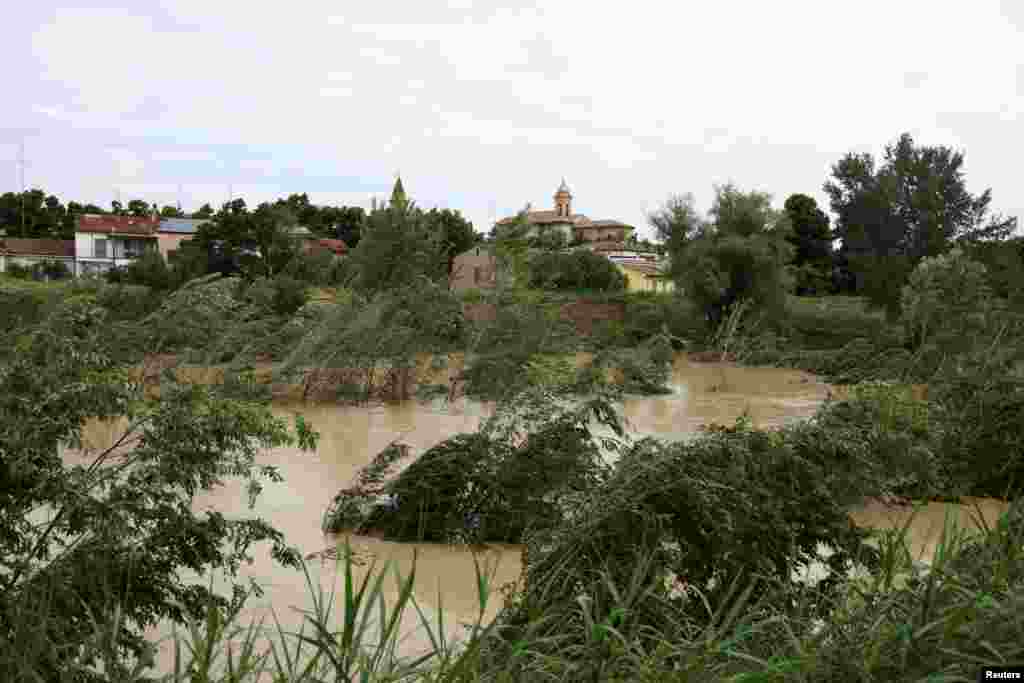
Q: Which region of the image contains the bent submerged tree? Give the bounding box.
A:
[323,390,625,544]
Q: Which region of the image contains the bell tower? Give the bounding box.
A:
[553,178,572,218]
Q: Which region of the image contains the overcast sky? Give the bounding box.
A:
[2,1,1022,239]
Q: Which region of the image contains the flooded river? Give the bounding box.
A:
[77,354,1008,670]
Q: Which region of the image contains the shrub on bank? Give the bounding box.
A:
[323,393,621,543]
[930,347,1024,499]
[492,413,886,674]
[782,295,897,351]
[618,292,705,347]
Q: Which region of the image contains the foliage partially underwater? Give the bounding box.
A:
[322,389,625,544]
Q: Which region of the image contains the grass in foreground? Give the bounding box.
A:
[4,499,1021,682]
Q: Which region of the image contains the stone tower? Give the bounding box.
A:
[553,178,572,218]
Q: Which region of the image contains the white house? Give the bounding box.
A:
[75,214,160,276]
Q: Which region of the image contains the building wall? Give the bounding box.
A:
[577,226,630,242]
[75,233,158,275]
[75,233,96,260]
[158,233,191,259]
[450,247,499,291]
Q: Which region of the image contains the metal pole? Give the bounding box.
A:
[18,141,26,236]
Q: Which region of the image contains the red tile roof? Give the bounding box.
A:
[312,238,348,255]
[0,238,75,258]
[303,236,348,254]
[77,214,160,236]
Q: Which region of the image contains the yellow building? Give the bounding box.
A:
[616,261,674,293]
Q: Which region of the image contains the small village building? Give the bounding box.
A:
[75,214,160,276]
[0,237,76,278]
[449,244,500,291]
[616,261,674,293]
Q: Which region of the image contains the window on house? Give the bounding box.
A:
[94,238,107,258]
[123,239,148,258]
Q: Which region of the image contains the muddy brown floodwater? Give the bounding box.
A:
[74,353,1008,672]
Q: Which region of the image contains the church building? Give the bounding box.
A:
[493,179,635,246]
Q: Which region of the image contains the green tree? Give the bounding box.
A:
[191,203,215,219]
[647,193,705,280]
[389,176,409,210]
[490,209,534,293]
[159,205,185,218]
[678,185,793,329]
[126,199,152,217]
[348,201,446,293]
[424,207,478,277]
[709,183,788,238]
[0,190,65,239]
[193,200,301,278]
[529,250,627,292]
[328,206,367,249]
[900,247,992,353]
[825,132,1017,311]
[783,193,833,295]
[529,225,568,252]
[0,299,317,677]
[964,236,1024,306]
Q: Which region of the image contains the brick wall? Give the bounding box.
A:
[461,300,625,335]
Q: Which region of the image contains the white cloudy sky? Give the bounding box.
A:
[2,0,1022,239]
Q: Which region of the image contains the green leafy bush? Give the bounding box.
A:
[497,414,884,667]
[0,279,63,335]
[528,250,627,292]
[4,262,33,280]
[94,283,163,322]
[112,250,174,291]
[929,346,1024,498]
[619,293,704,346]
[901,247,992,353]
[782,295,896,350]
[324,392,621,544]
[584,334,675,395]
[282,247,351,286]
[244,275,308,317]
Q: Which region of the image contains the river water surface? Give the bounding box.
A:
[77,354,1008,671]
